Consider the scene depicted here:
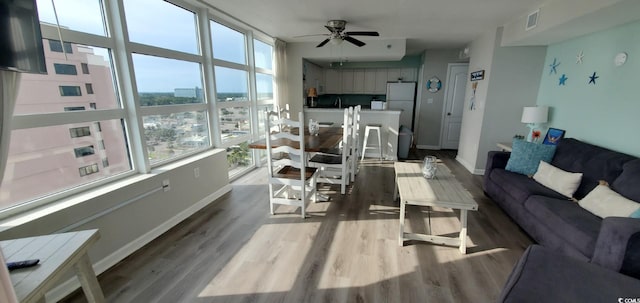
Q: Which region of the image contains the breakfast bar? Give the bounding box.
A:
[304,108,401,160]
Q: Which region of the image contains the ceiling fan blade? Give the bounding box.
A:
[344,36,365,47]
[293,33,330,38]
[316,39,330,48]
[345,31,379,36]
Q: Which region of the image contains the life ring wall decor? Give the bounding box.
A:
[426,77,442,93]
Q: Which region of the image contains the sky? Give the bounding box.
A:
[35,0,273,94]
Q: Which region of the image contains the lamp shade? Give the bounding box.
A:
[307,87,317,97]
[521,106,548,124]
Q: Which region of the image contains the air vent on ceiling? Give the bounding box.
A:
[526,9,540,31]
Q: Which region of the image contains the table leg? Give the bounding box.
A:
[74,253,106,303]
[393,178,398,202]
[459,209,468,254]
[399,200,405,246]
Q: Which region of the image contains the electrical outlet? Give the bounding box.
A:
[194,167,200,178]
[162,179,170,192]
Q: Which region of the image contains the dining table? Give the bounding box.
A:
[248,126,343,152]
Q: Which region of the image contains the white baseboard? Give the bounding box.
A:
[416,145,441,150]
[455,156,485,175]
[45,184,233,302]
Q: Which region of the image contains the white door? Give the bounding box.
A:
[441,63,468,149]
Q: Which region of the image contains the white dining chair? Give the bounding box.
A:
[309,107,353,194]
[265,110,318,218]
[350,105,361,182]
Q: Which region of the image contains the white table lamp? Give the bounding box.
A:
[521,106,548,142]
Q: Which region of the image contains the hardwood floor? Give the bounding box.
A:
[63,149,533,303]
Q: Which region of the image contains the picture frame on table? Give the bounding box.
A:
[543,128,565,145]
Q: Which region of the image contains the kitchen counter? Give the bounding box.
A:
[304,108,400,160]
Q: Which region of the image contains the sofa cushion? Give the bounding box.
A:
[579,184,640,218]
[505,139,556,176]
[612,159,640,203]
[533,161,582,198]
[524,195,601,258]
[551,138,635,199]
[498,245,640,303]
[490,169,566,204]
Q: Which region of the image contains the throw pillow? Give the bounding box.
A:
[533,161,583,198]
[505,139,557,176]
[579,184,640,218]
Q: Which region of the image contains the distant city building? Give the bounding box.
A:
[174,87,203,99]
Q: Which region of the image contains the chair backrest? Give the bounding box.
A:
[342,107,353,165]
[351,105,361,158]
[265,110,306,185]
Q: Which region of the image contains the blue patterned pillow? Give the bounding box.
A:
[505,139,557,176]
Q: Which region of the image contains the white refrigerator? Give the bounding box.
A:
[386,82,417,130]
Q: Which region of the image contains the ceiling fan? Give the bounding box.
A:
[300,20,380,48]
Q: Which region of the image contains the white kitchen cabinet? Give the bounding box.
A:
[374,69,388,94]
[324,69,342,94]
[304,61,324,93]
[364,69,376,93]
[387,68,401,82]
[342,69,354,93]
[353,69,365,93]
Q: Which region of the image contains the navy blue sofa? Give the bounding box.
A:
[484,138,640,290]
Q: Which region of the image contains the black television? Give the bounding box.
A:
[0,0,47,74]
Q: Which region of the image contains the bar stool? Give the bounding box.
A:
[361,124,382,160]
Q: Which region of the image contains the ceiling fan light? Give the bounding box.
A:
[330,38,343,45]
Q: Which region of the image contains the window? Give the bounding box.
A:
[143,112,210,163]
[49,40,73,53]
[2,0,275,216]
[132,54,204,105]
[211,21,246,64]
[70,127,91,138]
[214,67,248,102]
[256,73,274,101]
[36,0,106,36]
[79,163,99,177]
[81,63,89,74]
[254,39,273,70]
[74,145,95,157]
[219,107,251,142]
[59,86,82,96]
[54,63,78,75]
[86,83,94,94]
[123,0,199,54]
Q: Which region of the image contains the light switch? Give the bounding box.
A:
[427,98,434,104]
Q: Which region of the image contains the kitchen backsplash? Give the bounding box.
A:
[314,94,386,108]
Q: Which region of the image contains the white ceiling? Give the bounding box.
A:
[199,0,543,54]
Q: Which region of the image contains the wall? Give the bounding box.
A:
[501,0,640,46]
[536,20,640,157]
[415,49,466,148]
[456,29,497,173]
[0,149,231,301]
[457,27,546,174]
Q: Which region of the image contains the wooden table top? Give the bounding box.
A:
[394,162,478,210]
[249,127,343,153]
[0,229,101,303]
